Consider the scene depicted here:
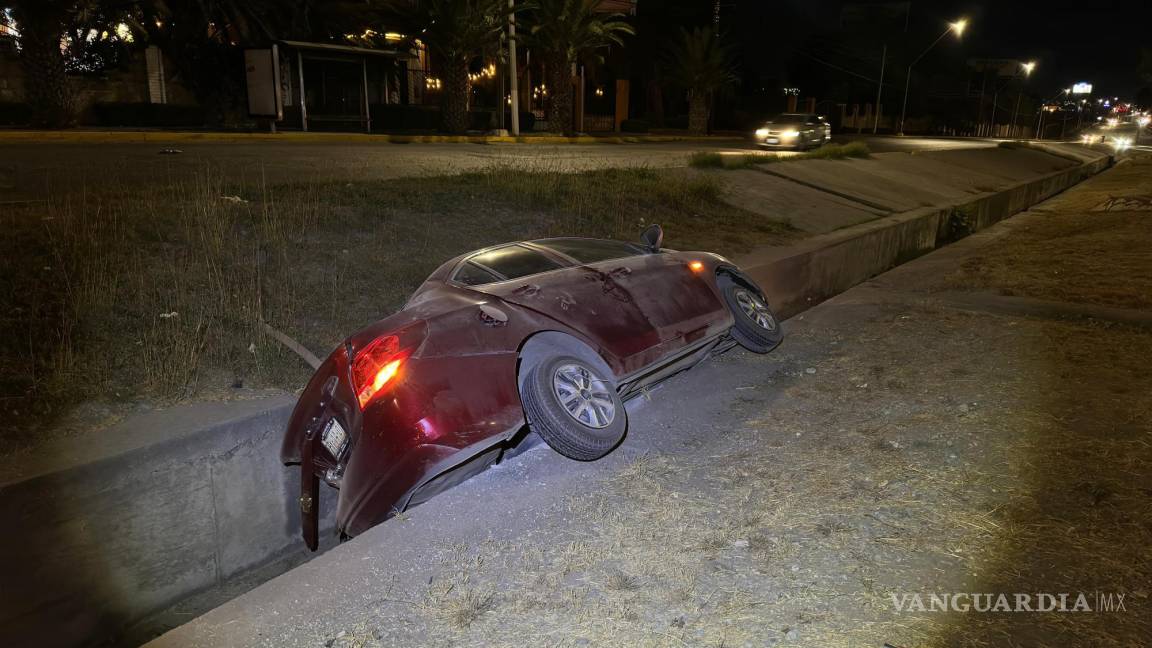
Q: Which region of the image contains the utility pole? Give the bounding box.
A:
[1011,84,1023,137]
[990,88,998,136]
[508,0,520,135]
[873,43,886,134]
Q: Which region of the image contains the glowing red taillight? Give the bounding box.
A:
[351,335,408,408]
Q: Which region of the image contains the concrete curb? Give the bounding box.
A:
[736,152,1111,318]
[0,397,335,648]
[0,129,745,145]
[0,147,1109,648]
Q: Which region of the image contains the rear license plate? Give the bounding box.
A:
[321,418,348,457]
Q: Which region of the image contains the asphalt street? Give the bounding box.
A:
[0,134,997,198]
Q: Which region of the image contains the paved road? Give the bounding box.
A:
[1078,119,1152,152]
[0,135,997,199]
[144,155,1151,647]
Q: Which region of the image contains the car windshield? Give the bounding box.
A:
[461,244,564,284]
[771,114,809,123]
[533,238,641,264]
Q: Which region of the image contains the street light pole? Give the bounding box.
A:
[1010,61,1035,139]
[873,43,886,134]
[898,18,967,136]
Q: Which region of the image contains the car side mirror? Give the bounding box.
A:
[640,224,663,253]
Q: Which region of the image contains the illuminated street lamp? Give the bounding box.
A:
[898,18,968,135]
[1012,60,1037,137]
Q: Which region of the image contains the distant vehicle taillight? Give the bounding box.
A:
[351,335,409,408]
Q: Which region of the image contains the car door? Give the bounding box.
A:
[804,117,820,145]
[531,239,727,364]
[456,243,663,375]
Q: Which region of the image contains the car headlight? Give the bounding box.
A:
[781,130,800,138]
[755,128,769,137]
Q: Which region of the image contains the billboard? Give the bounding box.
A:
[245,46,284,119]
[1072,82,1093,95]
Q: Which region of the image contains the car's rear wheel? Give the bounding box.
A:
[719,275,783,353]
[522,355,626,461]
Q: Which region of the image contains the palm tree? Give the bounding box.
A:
[665,27,737,135]
[416,0,512,133]
[528,0,632,136]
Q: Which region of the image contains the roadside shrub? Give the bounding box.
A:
[90,102,208,127]
[467,110,494,131]
[688,151,776,169]
[688,151,724,168]
[840,141,872,158]
[0,102,30,125]
[501,111,536,132]
[372,104,440,131]
[803,141,872,160]
[620,118,650,133]
[942,204,978,243]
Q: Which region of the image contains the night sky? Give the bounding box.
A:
[939,0,1152,97]
[690,0,1152,100]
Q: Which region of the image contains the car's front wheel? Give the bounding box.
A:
[719,275,784,353]
[521,355,627,461]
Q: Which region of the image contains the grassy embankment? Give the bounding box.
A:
[688,141,871,170]
[0,165,793,452]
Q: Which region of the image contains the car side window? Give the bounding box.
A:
[466,245,563,283]
[533,238,642,264]
[452,262,502,286]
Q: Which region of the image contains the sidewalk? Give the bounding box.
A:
[144,156,1151,646]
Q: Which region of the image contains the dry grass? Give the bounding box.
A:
[938,157,1152,309]
[0,165,793,453]
[432,587,497,629]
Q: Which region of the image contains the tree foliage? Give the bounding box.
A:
[527,0,632,135]
[664,27,736,134]
[407,0,514,133]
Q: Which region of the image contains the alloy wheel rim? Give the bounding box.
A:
[734,289,777,332]
[553,363,616,429]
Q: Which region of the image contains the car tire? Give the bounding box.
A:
[521,355,626,461]
[718,275,783,353]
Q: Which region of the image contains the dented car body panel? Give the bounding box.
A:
[282,237,752,548]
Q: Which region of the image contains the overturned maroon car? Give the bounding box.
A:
[281,226,783,549]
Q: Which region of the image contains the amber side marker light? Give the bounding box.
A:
[688,261,705,272]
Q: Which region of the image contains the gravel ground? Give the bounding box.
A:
[147,155,1152,648]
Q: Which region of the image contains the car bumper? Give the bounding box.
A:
[757,139,802,149]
